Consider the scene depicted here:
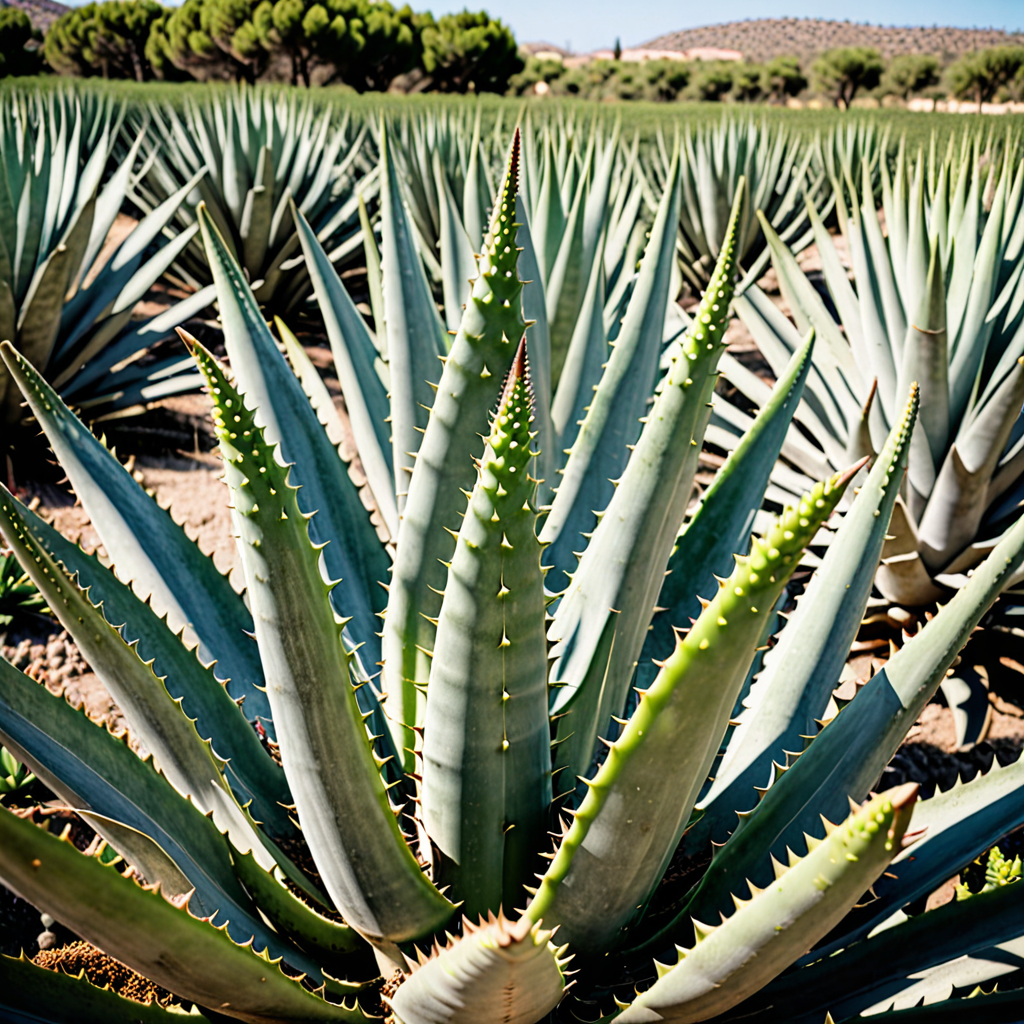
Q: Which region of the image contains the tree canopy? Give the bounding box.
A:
[881,53,940,99]
[43,0,519,90]
[761,56,807,103]
[419,11,522,93]
[44,0,164,81]
[947,47,1024,107]
[0,9,43,79]
[812,46,884,108]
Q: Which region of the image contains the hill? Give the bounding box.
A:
[1,0,68,31]
[643,18,1024,65]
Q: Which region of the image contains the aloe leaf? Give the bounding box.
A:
[533,130,565,285]
[743,871,1024,1024]
[388,916,567,1024]
[539,146,680,593]
[685,505,1024,928]
[0,952,214,1024]
[616,785,919,1024]
[637,329,816,696]
[948,167,1009,425]
[835,990,1024,1024]
[0,488,279,868]
[0,485,293,842]
[514,193,555,501]
[546,132,609,385]
[919,358,1024,572]
[289,206,397,538]
[0,653,266,927]
[74,811,194,899]
[731,285,854,466]
[421,343,550,917]
[231,846,364,962]
[462,105,489,249]
[382,131,525,768]
[0,342,267,723]
[379,120,446,509]
[528,467,853,954]
[434,150,478,334]
[240,145,274,277]
[546,178,741,789]
[15,225,79,371]
[896,238,949,510]
[190,341,452,945]
[0,808,370,1024]
[197,207,388,670]
[757,213,866,433]
[358,193,385,348]
[695,385,918,849]
[0,660,344,985]
[549,230,607,454]
[809,750,1024,962]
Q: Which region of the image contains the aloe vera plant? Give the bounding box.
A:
[642,116,833,294]
[3,125,1024,1024]
[127,86,374,311]
[722,131,1024,609]
[0,86,214,427]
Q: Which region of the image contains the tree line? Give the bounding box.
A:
[510,46,1024,108]
[0,0,524,92]
[4,5,1023,105]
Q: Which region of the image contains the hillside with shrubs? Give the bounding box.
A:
[646,17,1024,64]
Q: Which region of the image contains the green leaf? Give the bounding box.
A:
[240,145,274,277]
[0,488,275,871]
[694,384,918,850]
[615,785,919,1024]
[388,916,567,1024]
[421,342,551,917]
[0,952,214,1024]
[919,358,1024,573]
[290,204,397,538]
[0,484,294,844]
[546,176,741,789]
[637,328,816,695]
[231,845,364,962]
[0,808,370,1024]
[0,341,268,726]
[435,149,478,334]
[743,870,1024,1023]
[539,143,680,595]
[378,120,446,509]
[196,206,389,671]
[190,340,453,946]
[686,502,1024,928]
[527,466,853,954]
[809,745,1024,962]
[382,130,525,769]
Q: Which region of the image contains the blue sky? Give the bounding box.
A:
[429,0,1024,53]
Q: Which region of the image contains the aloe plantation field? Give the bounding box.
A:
[3,80,1024,1024]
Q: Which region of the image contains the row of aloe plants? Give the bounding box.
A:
[4,77,1013,437]
[2,109,1024,1022]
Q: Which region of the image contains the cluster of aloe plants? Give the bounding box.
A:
[716,128,1024,613]
[0,86,217,426]
[124,87,375,312]
[2,116,1024,1024]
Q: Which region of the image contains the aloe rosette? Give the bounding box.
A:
[126,86,374,312]
[2,124,1024,1024]
[0,86,215,427]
